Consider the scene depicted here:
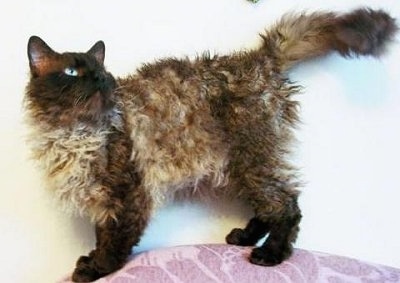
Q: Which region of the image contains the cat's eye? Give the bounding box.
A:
[64,67,79,77]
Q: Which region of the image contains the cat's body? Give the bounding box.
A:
[25,8,397,282]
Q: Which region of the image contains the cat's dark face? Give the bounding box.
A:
[26,36,117,127]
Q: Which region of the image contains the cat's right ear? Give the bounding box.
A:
[87,41,105,65]
[27,36,56,76]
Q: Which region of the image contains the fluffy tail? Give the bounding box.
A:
[261,8,398,71]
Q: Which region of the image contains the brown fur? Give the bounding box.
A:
[24,8,397,282]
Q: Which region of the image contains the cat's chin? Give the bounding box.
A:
[79,91,115,123]
[86,91,105,112]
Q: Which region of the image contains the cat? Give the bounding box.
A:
[25,8,397,282]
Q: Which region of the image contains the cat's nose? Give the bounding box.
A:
[94,72,106,83]
[94,72,116,94]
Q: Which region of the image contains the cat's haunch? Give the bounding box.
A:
[24,8,397,282]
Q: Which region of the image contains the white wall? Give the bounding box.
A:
[0,0,399,282]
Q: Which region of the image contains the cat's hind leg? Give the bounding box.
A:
[226,172,301,266]
[249,187,301,266]
[226,217,271,246]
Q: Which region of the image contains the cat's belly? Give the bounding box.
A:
[128,115,229,207]
[138,145,229,207]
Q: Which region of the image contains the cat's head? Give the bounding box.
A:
[25,36,117,127]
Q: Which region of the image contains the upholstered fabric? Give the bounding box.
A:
[61,244,400,282]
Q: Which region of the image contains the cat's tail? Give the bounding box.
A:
[261,8,398,71]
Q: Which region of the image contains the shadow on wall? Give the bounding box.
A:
[135,199,253,253]
[323,56,390,108]
[70,215,95,248]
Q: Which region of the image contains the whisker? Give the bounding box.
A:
[59,84,69,95]
[74,93,85,106]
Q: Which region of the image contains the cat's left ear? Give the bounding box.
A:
[87,41,105,65]
[27,36,57,76]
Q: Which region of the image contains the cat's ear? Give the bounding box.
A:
[27,36,57,76]
[87,41,105,65]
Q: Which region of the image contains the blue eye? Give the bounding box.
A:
[64,67,79,76]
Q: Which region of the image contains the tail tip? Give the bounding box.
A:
[336,8,398,56]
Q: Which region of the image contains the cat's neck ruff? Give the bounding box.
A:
[26,108,124,223]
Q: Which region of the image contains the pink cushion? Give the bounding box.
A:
[61,244,400,282]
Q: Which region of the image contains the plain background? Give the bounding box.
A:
[0,0,399,282]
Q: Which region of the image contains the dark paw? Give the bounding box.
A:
[72,266,101,282]
[76,255,92,266]
[71,256,103,282]
[249,247,288,266]
[226,228,255,246]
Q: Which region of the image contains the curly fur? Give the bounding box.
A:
[24,8,397,282]
[25,110,124,223]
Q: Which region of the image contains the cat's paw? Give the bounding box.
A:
[249,246,289,266]
[71,270,99,283]
[71,256,102,283]
[226,228,255,246]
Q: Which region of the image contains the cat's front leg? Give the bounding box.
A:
[72,185,152,282]
[71,223,130,282]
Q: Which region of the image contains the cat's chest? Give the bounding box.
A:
[30,126,112,219]
[34,127,108,174]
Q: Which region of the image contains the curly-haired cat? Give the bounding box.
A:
[25,8,397,282]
